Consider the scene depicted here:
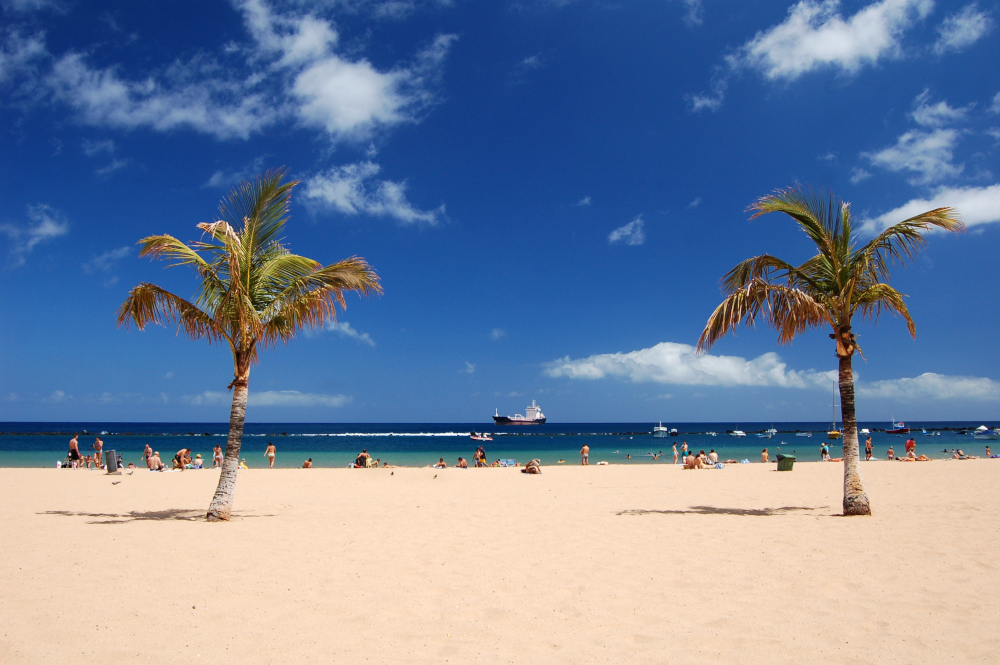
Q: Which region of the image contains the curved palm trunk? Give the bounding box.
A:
[838,355,871,516]
[206,377,249,521]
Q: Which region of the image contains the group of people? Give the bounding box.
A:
[62,435,105,469]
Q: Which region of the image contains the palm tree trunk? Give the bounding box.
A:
[206,377,249,521]
[838,354,871,516]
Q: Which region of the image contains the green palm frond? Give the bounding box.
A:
[857,207,963,281]
[852,283,915,337]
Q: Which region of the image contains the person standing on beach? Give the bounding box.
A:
[142,443,153,465]
[681,441,688,455]
[887,445,895,460]
[92,437,104,468]
[213,444,223,468]
[264,442,276,468]
[672,443,678,464]
[905,437,916,456]
[865,436,873,461]
[580,444,590,465]
[68,435,81,468]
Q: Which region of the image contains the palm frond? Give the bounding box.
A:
[116,283,227,343]
[857,207,963,281]
[852,283,916,337]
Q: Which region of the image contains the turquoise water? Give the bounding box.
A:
[2,421,994,468]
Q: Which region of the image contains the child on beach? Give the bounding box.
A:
[761,448,769,463]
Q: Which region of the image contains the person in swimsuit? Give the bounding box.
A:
[580,444,589,466]
[865,436,873,461]
[456,457,468,468]
[433,458,447,468]
[264,442,276,468]
[92,437,104,468]
[68,435,82,468]
[143,443,153,465]
[708,449,718,464]
[681,441,688,455]
[302,458,313,468]
[148,451,164,471]
[820,444,830,461]
[213,444,223,468]
[887,445,895,460]
[761,448,769,463]
[672,443,678,464]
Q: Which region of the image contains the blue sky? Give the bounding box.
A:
[1,0,998,423]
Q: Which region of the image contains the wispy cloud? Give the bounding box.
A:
[687,197,702,209]
[183,390,352,407]
[306,320,376,346]
[203,156,266,188]
[857,372,1000,401]
[83,247,133,286]
[576,196,591,207]
[608,215,645,246]
[461,361,475,375]
[1,204,69,266]
[910,90,972,127]
[304,160,445,226]
[864,127,963,184]
[490,328,507,341]
[0,28,47,83]
[545,341,836,389]
[860,184,1000,233]
[933,3,993,55]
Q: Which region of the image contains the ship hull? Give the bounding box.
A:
[493,417,546,425]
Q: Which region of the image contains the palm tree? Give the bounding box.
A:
[697,186,962,515]
[117,168,381,521]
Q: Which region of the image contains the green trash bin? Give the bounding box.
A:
[776,453,795,471]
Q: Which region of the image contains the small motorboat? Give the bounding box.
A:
[922,429,940,437]
[653,422,669,438]
[860,428,871,435]
[972,426,999,441]
[795,431,813,438]
[470,432,493,442]
[730,430,746,437]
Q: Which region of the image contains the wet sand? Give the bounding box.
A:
[1,460,997,664]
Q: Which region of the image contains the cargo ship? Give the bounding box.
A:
[493,400,546,425]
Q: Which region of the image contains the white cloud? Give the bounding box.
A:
[687,78,727,112]
[988,127,1000,140]
[545,341,836,389]
[864,128,963,184]
[183,390,351,407]
[687,197,702,209]
[910,91,971,127]
[30,2,454,145]
[740,0,933,81]
[991,91,1000,114]
[96,158,129,177]
[933,3,993,55]
[304,160,445,226]
[608,215,645,246]
[857,372,1000,401]
[83,246,131,273]
[462,361,475,375]
[0,28,47,83]
[860,184,1000,233]
[490,328,507,341]
[45,52,280,141]
[850,166,873,183]
[324,320,376,347]
[1,204,69,266]
[576,196,591,206]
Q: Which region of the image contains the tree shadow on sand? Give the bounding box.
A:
[617,505,830,517]
[40,509,274,524]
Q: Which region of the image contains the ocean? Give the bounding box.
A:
[1,420,995,468]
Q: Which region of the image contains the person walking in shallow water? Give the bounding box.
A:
[264,442,276,468]
[580,443,589,465]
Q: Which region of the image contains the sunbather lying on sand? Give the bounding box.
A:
[521,459,541,474]
[898,454,930,461]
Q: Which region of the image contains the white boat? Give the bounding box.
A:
[860,428,871,435]
[922,429,940,437]
[795,431,813,437]
[730,430,746,437]
[470,432,493,441]
[972,426,999,440]
[705,431,718,437]
[653,422,669,438]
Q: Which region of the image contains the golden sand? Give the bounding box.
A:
[1,460,997,664]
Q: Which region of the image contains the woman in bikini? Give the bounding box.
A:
[264,442,276,468]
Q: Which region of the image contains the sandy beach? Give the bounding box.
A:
[1,460,997,664]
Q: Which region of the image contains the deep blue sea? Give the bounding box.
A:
[1,421,996,468]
